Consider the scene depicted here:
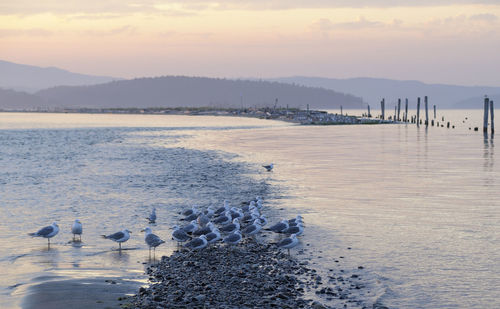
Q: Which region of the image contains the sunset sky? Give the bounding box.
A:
[1,1,499,86]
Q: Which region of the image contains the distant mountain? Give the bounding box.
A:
[0,88,46,110]
[454,94,500,109]
[32,76,363,110]
[270,77,500,109]
[0,60,121,93]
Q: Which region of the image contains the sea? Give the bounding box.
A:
[0,110,498,308]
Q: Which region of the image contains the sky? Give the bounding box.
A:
[1,1,500,86]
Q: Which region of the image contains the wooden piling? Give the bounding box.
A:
[368,104,371,118]
[394,106,397,121]
[416,97,421,127]
[381,98,385,120]
[340,105,342,115]
[483,97,489,133]
[425,96,429,127]
[405,98,408,122]
[433,105,436,119]
[491,100,495,134]
[397,99,401,121]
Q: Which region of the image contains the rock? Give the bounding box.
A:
[311,301,327,309]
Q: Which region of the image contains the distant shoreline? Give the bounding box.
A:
[0,107,387,125]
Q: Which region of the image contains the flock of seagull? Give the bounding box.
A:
[27,198,303,256]
[28,163,304,256]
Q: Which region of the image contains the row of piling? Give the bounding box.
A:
[368,96,495,134]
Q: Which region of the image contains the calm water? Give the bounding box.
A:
[0,111,498,308]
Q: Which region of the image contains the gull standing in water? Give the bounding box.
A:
[71,219,83,242]
[101,229,131,251]
[28,222,59,247]
[147,208,157,224]
[142,227,165,258]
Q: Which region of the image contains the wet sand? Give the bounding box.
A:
[21,277,141,309]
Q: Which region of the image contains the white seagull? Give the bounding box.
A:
[71,219,83,242]
[172,225,191,249]
[147,208,157,224]
[142,227,165,256]
[266,219,289,233]
[185,234,208,250]
[223,230,242,246]
[181,220,199,234]
[282,223,304,236]
[29,222,59,246]
[101,229,131,250]
[206,227,221,244]
[220,218,240,234]
[277,233,299,255]
[242,219,262,237]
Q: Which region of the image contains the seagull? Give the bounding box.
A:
[213,211,232,225]
[229,207,243,220]
[197,212,211,227]
[282,223,304,236]
[101,229,131,250]
[181,220,199,234]
[220,218,240,234]
[71,219,82,242]
[266,220,289,233]
[193,222,214,236]
[288,215,303,225]
[147,208,157,224]
[242,219,262,237]
[28,222,59,246]
[241,211,259,224]
[223,230,242,246]
[185,234,208,250]
[206,227,221,244]
[277,233,299,255]
[172,225,191,249]
[181,205,198,217]
[182,206,200,221]
[142,227,165,257]
[263,163,274,172]
[241,201,255,213]
[214,200,230,216]
[256,215,268,226]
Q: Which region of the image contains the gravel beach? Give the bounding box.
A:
[123,238,371,309]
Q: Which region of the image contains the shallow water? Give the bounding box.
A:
[0,111,498,308]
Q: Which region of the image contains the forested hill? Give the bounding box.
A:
[33,76,364,110]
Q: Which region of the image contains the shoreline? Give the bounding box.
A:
[0,107,388,125]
